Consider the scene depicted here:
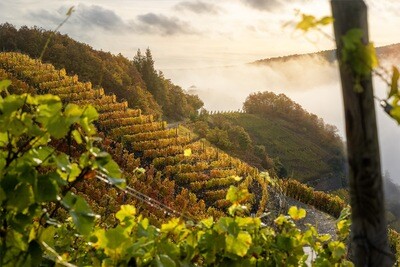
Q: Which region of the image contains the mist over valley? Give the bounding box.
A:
[162,47,400,185]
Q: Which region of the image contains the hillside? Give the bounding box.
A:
[188,97,346,191]
[0,52,270,221]
[252,43,400,66]
[3,51,400,264]
[0,23,203,121]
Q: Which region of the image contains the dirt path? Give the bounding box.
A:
[264,189,338,239]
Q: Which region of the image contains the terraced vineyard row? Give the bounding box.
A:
[0,52,269,216]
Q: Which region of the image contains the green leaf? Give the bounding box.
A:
[288,206,306,220]
[341,29,363,51]
[153,254,177,267]
[161,218,185,236]
[27,240,43,267]
[98,158,121,179]
[328,241,346,260]
[116,205,136,222]
[30,146,54,166]
[65,103,83,119]
[0,186,6,204]
[225,232,252,257]
[318,234,332,242]
[36,174,59,202]
[0,80,11,93]
[82,105,98,122]
[71,129,82,144]
[390,66,399,98]
[276,235,293,251]
[226,186,251,204]
[62,192,96,235]
[2,94,26,115]
[39,226,57,249]
[200,217,214,229]
[35,94,61,105]
[7,182,34,212]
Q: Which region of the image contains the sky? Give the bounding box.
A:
[1,0,400,69]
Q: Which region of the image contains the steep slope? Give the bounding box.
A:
[220,113,344,189]
[188,107,345,191]
[0,24,203,121]
[0,52,268,219]
[4,52,400,259]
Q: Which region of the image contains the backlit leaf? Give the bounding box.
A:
[184,148,192,157]
[225,232,252,257]
[390,66,399,98]
[288,206,306,220]
[116,205,136,223]
[296,14,316,32]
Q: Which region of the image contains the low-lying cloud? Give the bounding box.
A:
[162,54,400,185]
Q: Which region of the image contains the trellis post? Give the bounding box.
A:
[331,0,393,265]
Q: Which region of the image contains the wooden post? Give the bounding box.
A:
[331,0,394,265]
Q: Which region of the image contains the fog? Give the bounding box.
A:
[162,56,400,185]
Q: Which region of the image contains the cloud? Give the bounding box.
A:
[73,4,130,31]
[28,4,131,32]
[175,1,221,15]
[240,0,283,11]
[135,13,196,35]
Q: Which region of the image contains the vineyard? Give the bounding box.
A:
[1,52,400,264]
[0,52,268,219]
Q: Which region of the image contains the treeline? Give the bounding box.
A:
[244,92,341,145]
[0,23,203,120]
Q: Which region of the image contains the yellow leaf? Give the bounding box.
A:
[116,205,136,223]
[296,14,316,32]
[231,175,242,182]
[288,206,306,220]
[184,148,192,157]
[318,16,334,25]
[366,42,379,69]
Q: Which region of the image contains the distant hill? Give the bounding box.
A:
[252,43,400,66]
[0,23,203,121]
[187,93,346,191]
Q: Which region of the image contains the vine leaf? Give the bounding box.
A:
[296,14,333,32]
[62,192,96,235]
[296,14,317,32]
[288,206,306,220]
[341,29,378,79]
[225,232,252,257]
[390,66,399,98]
